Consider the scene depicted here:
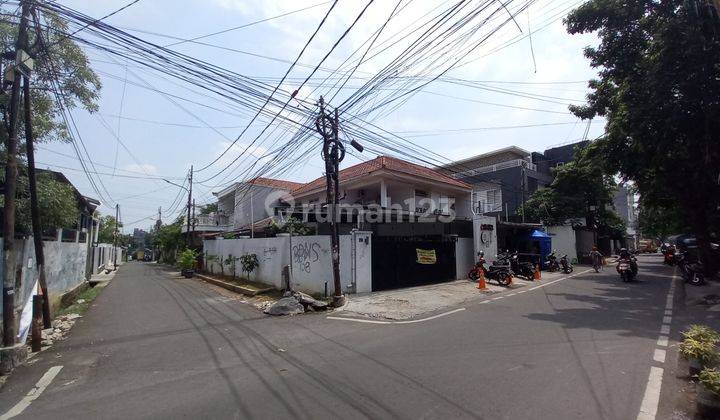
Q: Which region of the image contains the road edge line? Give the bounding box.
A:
[1,365,63,420]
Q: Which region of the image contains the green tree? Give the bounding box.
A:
[97,215,121,244]
[521,143,625,232]
[0,7,101,147]
[638,201,686,240]
[265,217,314,236]
[565,0,720,270]
[152,220,184,264]
[198,203,217,215]
[0,171,79,234]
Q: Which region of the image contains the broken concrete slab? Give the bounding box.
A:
[264,296,305,316]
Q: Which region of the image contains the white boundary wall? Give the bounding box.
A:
[546,225,578,263]
[203,232,372,295]
[455,237,474,280]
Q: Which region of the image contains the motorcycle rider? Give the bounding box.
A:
[590,246,603,271]
[618,247,638,275]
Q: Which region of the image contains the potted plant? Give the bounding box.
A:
[682,325,720,343]
[178,248,198,278]
[679,338,719,376]
[697,367,720,417]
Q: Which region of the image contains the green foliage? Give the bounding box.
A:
[699,368,720,396]
[224,254,239,279]
[637,201,685,240]
[0,9,100,146]
[565,0,720,266]
[199,203,217,215]
[239,254,259,278]
[0,172,80,234]
[265,217,314,236]
[178,248,198,271]
[682,325,720,344]
[97,215,121,243]
[679,338,719,365]
[520,143,624,232]
[152,220,184,264]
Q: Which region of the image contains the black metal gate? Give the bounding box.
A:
[371,236,457,291]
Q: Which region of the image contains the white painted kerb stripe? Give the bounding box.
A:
[637,366,664,420]
[1,365,63,420]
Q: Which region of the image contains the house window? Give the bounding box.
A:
[556,162,564,167]
[414,189,429,198]
[486,190,500,212]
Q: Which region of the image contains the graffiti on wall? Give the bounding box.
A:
[292,241,322,273]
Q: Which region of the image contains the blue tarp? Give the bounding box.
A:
[530,229,552,238]
[528,230,552,268]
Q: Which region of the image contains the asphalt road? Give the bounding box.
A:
[0,256,680,419]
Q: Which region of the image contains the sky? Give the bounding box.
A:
[31,0,605,232]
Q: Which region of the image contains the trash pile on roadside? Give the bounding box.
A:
[264,291,328,316]
[39,313,81,348]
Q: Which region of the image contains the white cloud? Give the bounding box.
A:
[123,163,158,175]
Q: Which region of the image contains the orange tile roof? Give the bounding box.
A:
[293,155,470,195]
[248,177,303,191]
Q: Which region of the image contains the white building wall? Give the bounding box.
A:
[546,225,577,263]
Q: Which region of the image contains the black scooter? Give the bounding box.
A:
[559,254,573,274]
[545,251,560,272]
[509,251,535,280]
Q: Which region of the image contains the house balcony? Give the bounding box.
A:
[182,214,232,233]
[451,159,537,179]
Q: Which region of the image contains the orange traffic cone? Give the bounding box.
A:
[476,270,487,290]
[533,264,541,281]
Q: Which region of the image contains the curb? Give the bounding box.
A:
[193,273,274,297]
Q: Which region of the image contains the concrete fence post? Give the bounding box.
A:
[56,228,62,242]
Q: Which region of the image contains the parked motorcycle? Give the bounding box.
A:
[509,251,535,280]
[545,251,560,272]
[468,251,513,286]
[675,250,705,286]
[559,254,573,274]
[662,245,675,266]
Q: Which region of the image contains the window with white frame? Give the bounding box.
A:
[472,189,501,213]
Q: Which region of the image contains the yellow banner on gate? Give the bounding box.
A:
[416,248,437,265]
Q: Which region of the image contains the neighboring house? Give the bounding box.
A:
[38,169,101,242]
[212,177,303,233]
[290,155,474,290]
[292,155,473,228]
[613,185,639,249]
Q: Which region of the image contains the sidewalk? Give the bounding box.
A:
[336,270,572,320]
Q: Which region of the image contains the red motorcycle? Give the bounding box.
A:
[662,246,675,266]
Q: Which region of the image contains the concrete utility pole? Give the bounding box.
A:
[2,1,31,346]
[24,75,52,328]
[186,166,193,247]
[315,97,363,307]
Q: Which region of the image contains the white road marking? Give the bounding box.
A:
[656,335,669,347]
[663,309,672,315]
[479,300,491,304]
[653,349,666,363]
[517,290,528,294]
[491,296,504,300]
[1,366,63,420]
[507,293,517,296]
[660,325,670,335]
[637,366,664,420]
[327,308,466,325]
[662,316,672,324]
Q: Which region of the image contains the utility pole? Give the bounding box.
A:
[113,204,119,270]
[520,163,526,223]
[24,75,51,328]
[191,199,196,236]
[315,97,363,307]
[186,166,193,248]
[250,192,254,238]
[3,1,31,346]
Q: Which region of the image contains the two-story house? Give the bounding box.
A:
[213,177,303,234]
[289,155,474,290]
